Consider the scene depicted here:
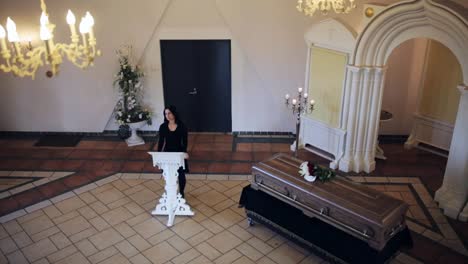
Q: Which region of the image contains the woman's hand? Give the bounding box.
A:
[184,153,189,159]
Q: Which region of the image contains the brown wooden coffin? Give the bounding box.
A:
[251,154,408,250]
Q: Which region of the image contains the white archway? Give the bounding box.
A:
[339,0,468,221]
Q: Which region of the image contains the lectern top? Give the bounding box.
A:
[148,152,185,169]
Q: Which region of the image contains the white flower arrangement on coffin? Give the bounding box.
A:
[114,45,152,126]
[299,161,317,182]
[299,161,337,183]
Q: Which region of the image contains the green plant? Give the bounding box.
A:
[114,45,152,125]
[311,164,336,182]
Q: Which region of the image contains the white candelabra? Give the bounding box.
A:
[148,152,194,227]
[285,87,315,157]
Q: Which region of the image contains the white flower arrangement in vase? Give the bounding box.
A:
[114,45,152,146]
[114,45,152,126]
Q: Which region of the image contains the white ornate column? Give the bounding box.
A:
[435,85,468,221]
[339,65,386,173]
[363,67,386,173]
[148,152,194,226]
[339,66,361,172]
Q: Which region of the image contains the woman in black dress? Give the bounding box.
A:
[157,106,189,198]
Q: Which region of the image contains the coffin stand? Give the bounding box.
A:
[239,154,412,264]
[148,152,194,227]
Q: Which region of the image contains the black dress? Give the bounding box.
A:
[157,122,189,197]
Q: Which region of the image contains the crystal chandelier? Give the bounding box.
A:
[0,0,101,79]
[297,0,356,16]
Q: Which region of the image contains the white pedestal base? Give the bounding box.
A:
[151,193,194,227]
[126,121,146,147]
[126,136,145,147]
[148,152,195,227]
[435,186,467,221]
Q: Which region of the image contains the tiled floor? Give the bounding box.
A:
[0,134,467,264]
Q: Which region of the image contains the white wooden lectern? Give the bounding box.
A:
[148,152,194,226]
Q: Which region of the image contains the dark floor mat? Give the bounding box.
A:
[34,135,82,147]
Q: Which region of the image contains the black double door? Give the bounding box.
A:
[160,40,232,132]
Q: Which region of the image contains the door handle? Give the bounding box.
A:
[188,88,197,95]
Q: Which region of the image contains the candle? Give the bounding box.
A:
[6,18,20,56]
[40,12,49,25]
[44,39,51,57]
[13,42,21,56]
[292,99,297,105]
[40,24,53,58]
[84,12,95,46]
[88,28,95,49]
[6,17,19,42]
[304,93,308,98]
[48,38,55,55]
[39,12,52,57]
[81,33,88,48]
[67,10,77,38]
[79,18,89,49]
[40,25,51,40]
[285,94,290,100]
[0,25,7,52]
[79,17,90,34]
[298,87,303,93]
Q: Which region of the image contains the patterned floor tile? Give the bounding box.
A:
[0,177,439,264]
[362,177,468,257]
[0,136,466,263]
[0,171,74,199]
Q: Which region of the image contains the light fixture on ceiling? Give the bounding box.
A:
[297,0,356,16]
[0,0,100,79]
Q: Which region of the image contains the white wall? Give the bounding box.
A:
[0,0,466,133]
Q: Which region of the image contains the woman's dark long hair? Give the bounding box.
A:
[163,105,182,125]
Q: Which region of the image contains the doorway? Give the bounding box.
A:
[380,39,461,158]
[160,40,232,132]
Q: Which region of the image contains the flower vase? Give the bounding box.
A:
[126,120,147,147]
